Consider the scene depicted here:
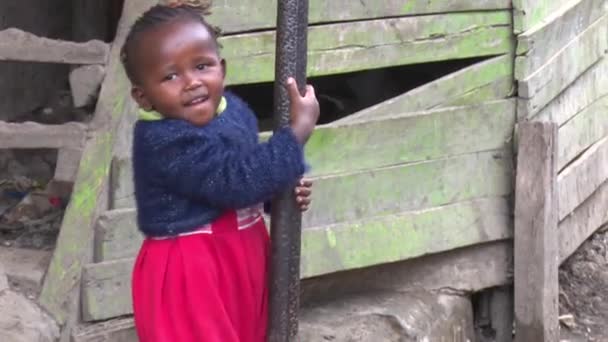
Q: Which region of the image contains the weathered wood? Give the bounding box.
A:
[515,0,605,79]
[70,64,106,107]
[517,15,607,118]
[54,147,83,183]
[210,0,512,34]
[94,208,142,262]
[533,57,608,124]
[513,0,571,33]
[0,121,86,149]
[99,150,513,262]
[38,0,152,324]
[109,157,135,209]
[557,94,608,170]
[305,150,512,228]
[559,180,608,263]
[0,28,109,64]
[513,121,559,342]
[336,55,514,124]
[221,11,513,85]
[558,137,608,220]
[489,286,515,342]
[72,318,137,342]
[442,76,515,108]
[82,198,512,321]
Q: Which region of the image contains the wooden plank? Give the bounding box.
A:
[559,180,608,263]
[94,208,142,262]
[0,121,86,149]
[221,11,514,85]
[38,0,152,324]
[305,150,513,228]
[210,0,512,34]
[558,137,608,220]
[335,55,514,124]
[301,240,513,305]
[557,94,608,170]
[98,150,513,261]
[517,15,608,118]
[513,121,559,342]
[515,0,605,79]
[109,157,135,209]
[513,0,571,33]
[533,57,608,124]
[72,318,137,342]
[54,147,83,183]
[0,28,109,64]
[82,198,512,321]
[441,76,515,108]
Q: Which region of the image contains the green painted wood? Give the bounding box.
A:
[221,11,514,85]
[38,0,150,324]
[558,136,608,221]
[336,54,514,124]
[533,57,608,125]
[304,149,513,228]
[517,15,607,119]
[513,0,571,33]
[558,94,608,170]
[81,197,512,321]
[305,100,516,176]
[559,179,608,263]
[515,0,605,79]
[210,0,512,33]
[301,197,512,277]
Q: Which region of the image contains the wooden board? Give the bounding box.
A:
[513,121,559,342]
[72,317,137,342]
[515,0,605,78]
[0,28,109,64]
[558,137,608,220]
[37,0,153,324]
[557,94,608,170]
[336,55,514,124]
[82,198,511,321]
[109,157,134,209]
[533,57,608,124]
[513,0,571,33]
[0,121,86,149]
[517,15,608,118]
[559,180,608,263]
[98,150,513,261]
[209,0,512,34]
[305,150,513,228]
[221,11,514,85]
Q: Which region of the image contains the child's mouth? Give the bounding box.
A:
[185,96,208,106]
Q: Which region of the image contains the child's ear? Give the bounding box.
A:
[131,86,153,111]
[220,58,227,85]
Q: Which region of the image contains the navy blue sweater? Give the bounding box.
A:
[132,92,306,237]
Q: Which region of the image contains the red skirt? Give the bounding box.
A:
[132,210,269,342]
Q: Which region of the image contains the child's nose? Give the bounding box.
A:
[184,73,202,90]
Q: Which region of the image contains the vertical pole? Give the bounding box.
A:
[269,0,309,341]
[514,121,559,342]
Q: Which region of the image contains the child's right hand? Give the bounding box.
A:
[287,77,320,144]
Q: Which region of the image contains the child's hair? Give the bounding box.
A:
[120,0,221,84]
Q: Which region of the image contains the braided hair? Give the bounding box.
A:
[120,0,221,84]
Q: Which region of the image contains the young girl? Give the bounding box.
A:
[120,2,320,341]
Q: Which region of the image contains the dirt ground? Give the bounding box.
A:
[560,225,608,341]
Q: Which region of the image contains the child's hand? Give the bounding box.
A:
[295,178,312,212]
[287,77,320,144]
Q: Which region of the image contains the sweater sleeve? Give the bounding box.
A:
[150,124,306,209]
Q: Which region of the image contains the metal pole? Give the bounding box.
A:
[269,0,309,341]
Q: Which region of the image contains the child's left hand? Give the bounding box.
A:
[295,178,312,212]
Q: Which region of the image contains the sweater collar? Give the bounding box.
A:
[138,96,227,121]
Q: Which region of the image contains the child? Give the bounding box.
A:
[120,1,320,341]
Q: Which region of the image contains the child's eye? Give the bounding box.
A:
[196,64,208,70]
[163,73,177,81]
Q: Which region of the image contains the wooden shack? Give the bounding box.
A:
[11,0,606,340]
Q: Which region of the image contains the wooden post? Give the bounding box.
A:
[514,121,559,342]
[268,0,309,341]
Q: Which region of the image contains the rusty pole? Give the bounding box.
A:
[268,0,309,341]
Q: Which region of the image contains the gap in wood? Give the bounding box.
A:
[229,56,490,130]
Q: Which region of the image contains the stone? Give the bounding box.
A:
[299,291,475,342]
[0,290,59,342]
[70,65,106,107]
[0,247,51,295]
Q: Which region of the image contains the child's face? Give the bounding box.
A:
[130,19,226,126]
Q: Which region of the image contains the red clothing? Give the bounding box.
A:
[132,210,269,342]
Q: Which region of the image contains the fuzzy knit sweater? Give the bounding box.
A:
[132,92,306,237]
